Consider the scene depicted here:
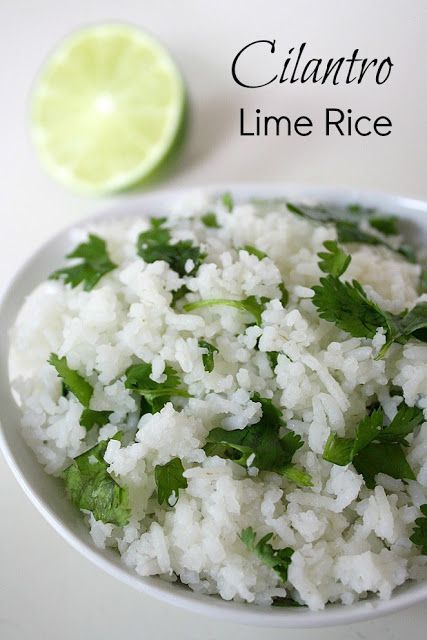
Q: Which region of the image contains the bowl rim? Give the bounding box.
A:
[1,182,427,628]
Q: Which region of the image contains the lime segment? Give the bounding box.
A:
[31,24,185,194]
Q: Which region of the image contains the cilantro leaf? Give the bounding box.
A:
[318,240,351,277]
[283,202,415,262]
[280,463,314,486]
[243,245,267,260]
[137,218,205,277]
[201,212,220,228]
[199,340,218,373]
[49,353,93,407]
[324,403,423,462]
[375,403,424,445]
[323,403,422,487]
[312,275,391,340]
[63,435,130,526]
[49,234,117,291]
[312,267,427,353]
[286,201,372,224]
[272,597,305,608]
[396,302,427,343]
[335,221,385,246]
[285,201,397,240]
[323,409,385,466]
[353,443,416,489]
[336,221,416,262]
[171,285,190,306]
[154,457,188,506]
[80,409,112,431]
[410,504,427,554]
[323,436,355,467]
[240,527,294,582]
[124,361,190,413]
[221,192,234,212]
[312,243,427,353]
[184,296,266,326]
[279,282,289,307]
[267,351,279,370]
[205,395,312,486]
[368,215,399,236]
[398,244,418,263]
[49,354,113,432]
[138,218,170,252]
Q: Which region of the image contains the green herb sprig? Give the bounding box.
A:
[154,457,188,506]
[63,434,130,526]
[323,403,424,487]
[49,234,117,291]
[124,361,189,414]
[205,395,311,486]
[137,218,205,277]
[240,527,294,582]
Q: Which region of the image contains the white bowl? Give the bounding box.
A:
[1,184,426,628]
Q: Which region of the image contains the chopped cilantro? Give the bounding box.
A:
[267,351,279,370]
[312,276,391,340]
[353,443,415,488]
[80,409,111,431]
[347,204,365,214]
[335,221,415,262]
[323,408,385,466]
[138,217,170,250]
[279,282,289,307]
[286,201,373,224]
[151,216,167,228]
[205,395,311,486]
[375,403,425,444]
[199,340,218,373]
[201,212,220,228]
[49,353,93,407]
[368,215,399,236]
[397,244,418,263]
[240,527,293,582]
[283,202,416,263]
[396,302,427,343]
[171,285,190,306]
[410,505,427,554]
[184,296,266,326]
[49,354,113,432]
[63,434,130,526]
[124,361,190,413]
[323,403,423,488]
[318,240,351,277]
[137,218,205,277]
[312,243,416,348]
[272,597,305,608]
[312,259,427,354]
[243,245,267,260]
[49,234,117,291]
[335,221,385,246]
[154,457,188,506]
[221,192,234,212]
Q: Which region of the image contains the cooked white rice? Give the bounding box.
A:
[9,193,427,610]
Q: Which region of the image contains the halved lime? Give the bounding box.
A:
[30,24,185,194]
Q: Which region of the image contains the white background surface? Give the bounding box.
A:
[1,1,427,638]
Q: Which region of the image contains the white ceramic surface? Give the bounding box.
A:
[0,184,426,628]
